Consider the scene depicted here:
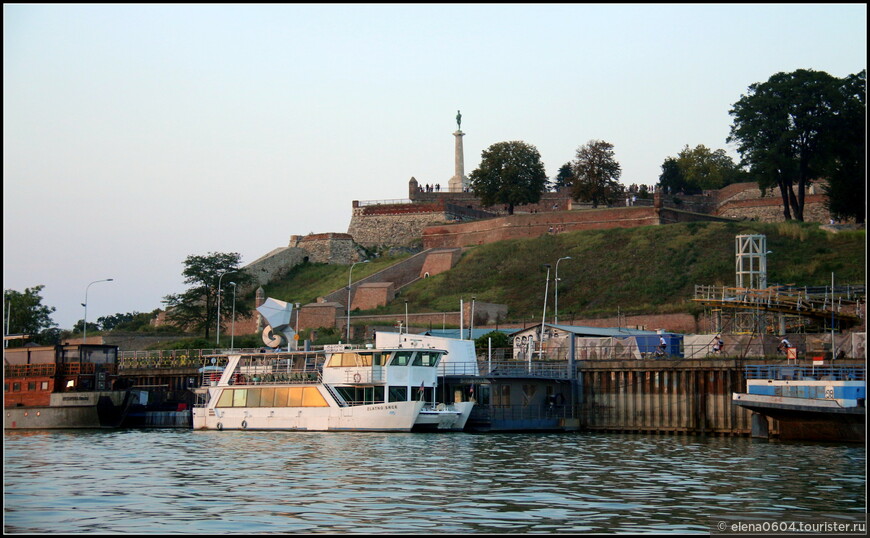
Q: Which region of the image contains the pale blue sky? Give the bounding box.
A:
[4,4,866,330]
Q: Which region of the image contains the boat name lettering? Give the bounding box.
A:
[368,405,398,411]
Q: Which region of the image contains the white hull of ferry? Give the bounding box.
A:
[193,388,424,432]
[414,401,475,431]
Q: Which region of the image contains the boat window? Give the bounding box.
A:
[302,387,328,407]
[388,386,408,402]
[273,388,290,406]
[217,388,328,407]
[216,389,234,408]
[259,388,275,407]
[326,353,372,367]
[372,353,387,366]
[412,351,441,367]
[390,351,414,366]
[288,387,304,407]
[336,386,385,405]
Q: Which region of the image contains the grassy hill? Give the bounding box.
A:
[259,221,865,323]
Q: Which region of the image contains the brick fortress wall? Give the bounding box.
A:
[346,200,495,248]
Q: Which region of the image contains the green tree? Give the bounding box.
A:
[162,252,254,339]
[822,70,866,223]
[551,162,574,192]
[3,285,57,346]
[677,145,745,191]
[728,69,862,221]
[474,330,511,352]
[569,140,622,207]
[657,157,688,194]
[469,140,548,214]
[71,319,100,335]
[659,145,745,194]
[97,310,160,332]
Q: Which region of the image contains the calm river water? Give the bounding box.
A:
[3,429,866,534]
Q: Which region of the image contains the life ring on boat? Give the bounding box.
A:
[353,373,361,383]
[217,422,223,431]
[241,420,248,429]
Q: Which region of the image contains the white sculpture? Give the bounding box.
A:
[257,297,296,349]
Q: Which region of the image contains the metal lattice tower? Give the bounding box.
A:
[735,234,768,290]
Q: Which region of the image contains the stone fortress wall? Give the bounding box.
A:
[347,181,837,250]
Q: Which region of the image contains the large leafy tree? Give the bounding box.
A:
[728,68,864,221]
[822,70,866,223]
[569,140,622,208]
[657,157,687,194]
[97,310,160,332]
[658,145,745,194]
[469,141,548,214]
[3,285,57,346]
[551,162,574,192]
[163,252,253,339]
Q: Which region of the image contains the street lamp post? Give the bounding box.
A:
[82,278,113,344]
[295,303,300,351]
[539,264,551,357]
[347,260,369,341]
[554,256,572,325]
[470,296,476,340]
[216,271,233,347]
[229,282,237,351]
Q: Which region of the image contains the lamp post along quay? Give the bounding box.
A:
[229,282,237,351]
[82,278,113,344]
[554,256,572,325]
[216,271,233,347]
[540,264,551,355]
[347,260,369,341]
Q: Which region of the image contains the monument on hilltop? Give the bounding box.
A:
[447,110,468,193]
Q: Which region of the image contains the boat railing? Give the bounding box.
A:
[744,365,866,381]
[226,371,321,386]
[439,360,572,379]
[336,370,384,384]
[4,364,58,377]
[486,361,571,379]
[4,363,121,378]
[473,403,576,421]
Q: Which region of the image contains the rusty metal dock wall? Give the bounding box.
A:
[577,359,758,436]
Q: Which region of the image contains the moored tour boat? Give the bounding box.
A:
[192,343,473,432]
[4,344,132,429]
[732,363,865,442]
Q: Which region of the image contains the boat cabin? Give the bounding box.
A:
[4,344,121,408]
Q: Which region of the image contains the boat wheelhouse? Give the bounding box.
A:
[192,344,472,432]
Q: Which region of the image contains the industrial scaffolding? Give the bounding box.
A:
[693,234,864,335]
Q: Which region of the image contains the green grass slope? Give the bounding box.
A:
[368,221,865,321]
[261,221,865,323]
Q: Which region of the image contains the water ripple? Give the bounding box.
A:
[3,430,865,533]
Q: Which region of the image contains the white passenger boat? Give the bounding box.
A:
[375,331,477,431]
[192,344,467,432]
